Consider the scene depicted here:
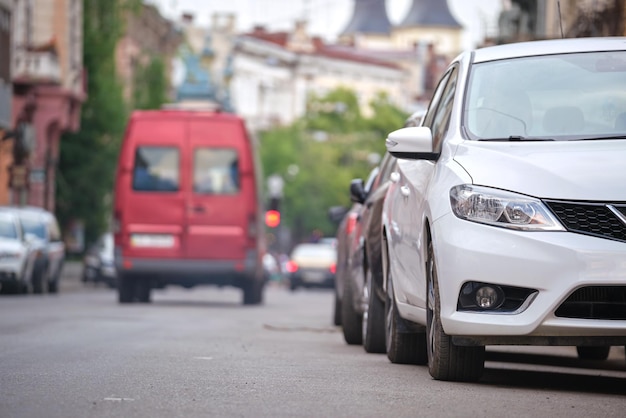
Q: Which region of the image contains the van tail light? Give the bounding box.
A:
[330,263,336,274]
[286,261,298,273]
[346,212,358,235]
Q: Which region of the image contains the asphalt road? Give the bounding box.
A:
[0,262,625,418]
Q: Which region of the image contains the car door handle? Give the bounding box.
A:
[400,186,410,197]
[189,205,205,213]
[390,172,400,183]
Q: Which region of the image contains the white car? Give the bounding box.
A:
[10,206,66,293]
[382,37,626,382]
[0,209,40,294]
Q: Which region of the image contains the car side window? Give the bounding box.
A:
[378,153,397,182]
[429,67,458,152]
[421,68,453,130]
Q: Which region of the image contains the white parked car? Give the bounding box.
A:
[10,206,65,293]
[382,37,626,382]
[0,208,41,294]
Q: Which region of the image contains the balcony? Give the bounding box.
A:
[13,49,61,84]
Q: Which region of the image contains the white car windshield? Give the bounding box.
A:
[0,218,18,239]
[464,51,626,141]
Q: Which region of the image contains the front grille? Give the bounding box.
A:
[555,286,626,319]
[544,200,626,243]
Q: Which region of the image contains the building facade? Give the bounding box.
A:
[115,3,182,103]
[7,0,85,210]
[0,0,13,204]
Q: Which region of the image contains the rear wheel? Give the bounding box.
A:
[341,275,362,345]
[426,240,484,382]
[362,267,386,353]
[576,346,610,360]
[243,278,264,305]
[136,275,152,303]
[385,267,427,364]
[32,267,46,294]
[118,272,135,303]
[333,291,342,326]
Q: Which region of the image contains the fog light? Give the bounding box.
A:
[475,286,500,309]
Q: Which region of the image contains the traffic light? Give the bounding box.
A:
[265,209,280,228]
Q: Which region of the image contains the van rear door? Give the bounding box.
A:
[121,119,186,260]
[185,117,248,260]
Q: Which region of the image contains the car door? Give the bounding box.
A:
[392,66,459,308]
[185,117,247,260]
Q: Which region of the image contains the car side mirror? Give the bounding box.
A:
[350,179,366,204]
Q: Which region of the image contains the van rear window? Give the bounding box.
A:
[132,147,180,192]
[194,148,239,194]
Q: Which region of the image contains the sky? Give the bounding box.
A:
[146,0,503,51]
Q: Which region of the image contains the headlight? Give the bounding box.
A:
[0,251,22,259]
[450,185,565,231]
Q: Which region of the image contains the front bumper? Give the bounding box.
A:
[433,213,626,340]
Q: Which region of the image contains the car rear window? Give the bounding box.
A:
[193,148,239,194]
[132,146,180,192]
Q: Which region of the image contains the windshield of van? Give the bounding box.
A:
[193,148,239,194]
[464,51,626,141]
[132,147,180,192]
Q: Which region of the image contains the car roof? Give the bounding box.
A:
[3,206,54,220]
[472,37,626,64]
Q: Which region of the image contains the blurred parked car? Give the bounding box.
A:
[82,233,117,288]
[287,243,337,291]
[383,37,626,382]
[340,110,424,352]
[0,208,40,294]
[333,166,379,327]
[10,206,65,293]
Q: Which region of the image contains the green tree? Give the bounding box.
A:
[260,87,405,245]
[133,55,169,110]
[56,0,142,248]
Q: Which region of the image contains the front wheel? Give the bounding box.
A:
[341,275,362,345]
[426,240,484,382]
[385,267,427,364]
[362,267,386,353]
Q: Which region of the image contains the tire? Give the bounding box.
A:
[48,268,60,294]
[362,267,386,353]
[333,291,342,326]
[243,278,264,305]
[118,272,135,304]
[576,346,610,360]
[426,240,484,382]
[385,267,427,364]
[136,275,152,303]
[341,275,363,345]
[32,268,45,295]
[47,280,58,294]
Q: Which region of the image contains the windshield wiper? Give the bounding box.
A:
[478,135,555,142]
[574,135,626,141]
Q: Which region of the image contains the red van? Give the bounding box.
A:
[113,107,266,305]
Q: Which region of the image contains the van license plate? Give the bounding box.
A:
[131,234,174,248]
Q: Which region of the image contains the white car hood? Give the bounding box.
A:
[0,237,24,252]
[453,140,626,201]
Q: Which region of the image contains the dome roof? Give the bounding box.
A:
[340,0,392,36]
[399,0,462,28]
